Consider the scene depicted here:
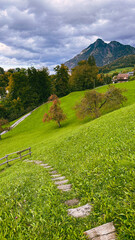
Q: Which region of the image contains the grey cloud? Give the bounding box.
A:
[0,0,135,71]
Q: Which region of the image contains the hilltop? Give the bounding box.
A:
[65,39,135,69]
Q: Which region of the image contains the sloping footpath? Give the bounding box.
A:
[26,159,117,240]
[0,104,42,136]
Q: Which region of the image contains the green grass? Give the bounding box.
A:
[0,81,135,239]
[97,81,135,107]
[0,81,135,157]
[107,67,133,75]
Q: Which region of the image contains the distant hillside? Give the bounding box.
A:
[65,39,135,70]
[99,54,135,73]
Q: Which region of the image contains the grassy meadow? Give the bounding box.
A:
[0,81,135,239]
[107,67,134,75]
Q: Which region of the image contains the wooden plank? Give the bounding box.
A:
[55,179,68,185]
[0,156,7,161]
[24,160,34,162]
[6,155,8,166]
[49,170,57,174]
[92,232,116,240]
[44,165,51,169]
[57,184,72,191]
[52,176,65,181]
[0,161,7,166]
[0,147,32,167]
[68,204,92,218]
[21,152,32,158]
[40,163,48,167]
[17,147,31,154]
[8,157,20,162]
[51,174,61,177]
[34,160,43,164]
[6,151,18,156]
[84,222,116,240]
[3,147,31,156]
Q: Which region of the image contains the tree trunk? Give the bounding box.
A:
[57,121,61,128]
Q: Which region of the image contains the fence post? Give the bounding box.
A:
[29,147,31,157]
[6,155,9,166]
[19,152,22,160]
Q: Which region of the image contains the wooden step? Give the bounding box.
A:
[49,170,57,174]
[51,174,61,177]
[44,165,51,169]
[40,164,48,167]
[52,176,65,181]
[65,199,79,206]
[68,203,92,218]
[57,184,72,191]
[55,179,68,185]
[34,161,43,164]
[84,222,116,240]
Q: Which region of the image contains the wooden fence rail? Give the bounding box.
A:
[0,147,32,167]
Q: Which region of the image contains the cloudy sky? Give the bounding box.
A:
[0,0,135,72]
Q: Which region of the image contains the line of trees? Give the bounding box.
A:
[0,56,112,124]
[0,67,51,121]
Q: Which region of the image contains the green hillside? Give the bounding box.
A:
[0,81,135,239]
[107,67,133,75]
[99,54,135,73]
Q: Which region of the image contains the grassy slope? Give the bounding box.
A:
[107,67,133,75]
[0,81,135,239]
[0,81,135,157]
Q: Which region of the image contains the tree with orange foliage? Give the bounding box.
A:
[43,95,66,128]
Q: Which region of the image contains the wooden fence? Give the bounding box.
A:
[0,147,32,167]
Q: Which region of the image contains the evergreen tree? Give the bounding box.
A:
[87,55,96,66]
[54,64,69,97]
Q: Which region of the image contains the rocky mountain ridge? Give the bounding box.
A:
[64,39,135,70]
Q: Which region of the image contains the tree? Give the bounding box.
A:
[28,67,51,104]
[69,58,98,91]
[0,72,9,88]
[0,105,7,118]
[75,90,104,119]
[3,67,51,121]
[0,118,9,140]
[0,87,6,98]
[6,71,28,101]
[43,95,66,127]
[54,64,69,97]
[102,85,127,111]
[0,67,4,74]
[103,74,112,85]
[75,85,127,119]
[87,55,96,66]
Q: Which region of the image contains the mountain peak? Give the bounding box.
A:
[94,38,105,47]
[109,40,122,46]
[64,39,135,69]
[95,38,105,43]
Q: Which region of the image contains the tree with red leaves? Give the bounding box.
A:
[43,95,66,128]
